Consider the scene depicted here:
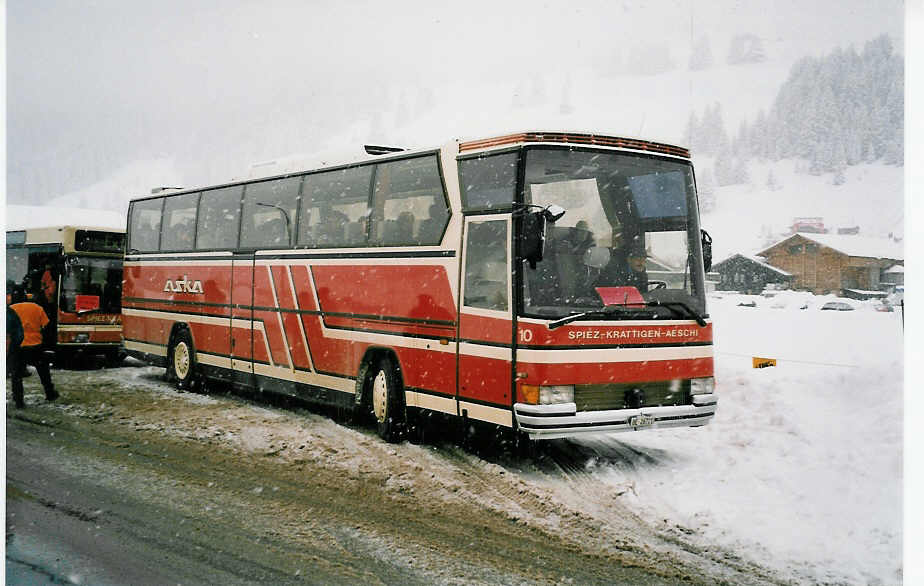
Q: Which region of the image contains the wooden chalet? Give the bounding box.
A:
[757,233,903,295]
[711,253,793,294]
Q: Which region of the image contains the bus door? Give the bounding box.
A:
[230,252,255,388]
[456,216,515,427]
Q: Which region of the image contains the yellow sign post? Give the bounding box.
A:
[752,357,777,369]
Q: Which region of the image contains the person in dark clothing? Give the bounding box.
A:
[595,237,649,293]
[10,286,57,407]
[7,304,24,390]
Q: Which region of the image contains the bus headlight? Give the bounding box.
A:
[690,377,715,395]
[539,385,575,405]
[74,333,90,343]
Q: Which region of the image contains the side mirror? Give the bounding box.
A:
[518,204,566,269]
[701,229,713,272]
[519,211,547,269]
[544,204,566,222]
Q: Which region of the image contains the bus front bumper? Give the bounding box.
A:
[514,395,717,440]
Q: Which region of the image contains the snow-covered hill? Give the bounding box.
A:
[5,205,126,231]
[17,34,901,257]
[701,158,903,261]
[42,157,183,217]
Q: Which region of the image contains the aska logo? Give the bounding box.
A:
[164,275,204,294]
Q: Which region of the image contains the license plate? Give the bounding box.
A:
[629,414,655,427]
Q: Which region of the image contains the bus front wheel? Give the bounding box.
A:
[168,330,197,391]
[369,356,405,443]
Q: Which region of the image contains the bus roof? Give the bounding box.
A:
[457,131,690,159]
[130,130,691,203]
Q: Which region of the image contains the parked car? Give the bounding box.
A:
[821,301,855,311]
[887,286,904,308]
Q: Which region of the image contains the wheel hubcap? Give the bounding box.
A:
[372,370,388,423]
[174,341,190,379]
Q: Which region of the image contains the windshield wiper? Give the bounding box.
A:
[646,300,707,327]
[548,305,655,330]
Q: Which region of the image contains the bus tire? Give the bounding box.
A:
[369,356,405,443]
[167,329,197,391]
[105,349,127,367]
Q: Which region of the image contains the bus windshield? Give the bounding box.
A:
[60,256,123,313]
[521,147,706,318]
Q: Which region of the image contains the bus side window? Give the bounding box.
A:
[371,155,446,246]
[417,202,449,245]
[160,192,200,251]
[128,198,164,252]
[463,220,509,311]
[458,152,518,212]
[197,186,243,250]
[240,176,301,249]
[299,166,373,248]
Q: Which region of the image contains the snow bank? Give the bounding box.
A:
[569,293,903,584]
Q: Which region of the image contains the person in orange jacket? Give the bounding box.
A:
[10,285,57,407]
[40,264,57,306]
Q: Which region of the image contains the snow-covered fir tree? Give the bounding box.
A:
[689,35,714,71]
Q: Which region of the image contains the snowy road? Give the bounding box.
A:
[6,366,767,585]
[6,292,902,584]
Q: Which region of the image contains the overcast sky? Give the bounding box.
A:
[6,0,905,205]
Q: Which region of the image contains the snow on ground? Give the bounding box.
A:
[545,293,903,585]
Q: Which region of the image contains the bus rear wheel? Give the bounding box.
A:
[168,330,197,391]
[369,356,405,443]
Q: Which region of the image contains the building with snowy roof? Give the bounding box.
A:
[711,253,793,294]
[756,233,903,295]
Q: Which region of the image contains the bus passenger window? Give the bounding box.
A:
[128,198,164,252]
[463,220,509,311]
[299,166,373,248]
[197,186,243,250]
[240,176,301,249]
[371,155,446,246]
[160,192,199,251]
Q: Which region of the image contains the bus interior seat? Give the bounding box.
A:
[263,218,288,246]
[417,218,442,244]
[384,211,415,245]
[317,220,345,245]
[345,221,365,244]
[382,220,397,244]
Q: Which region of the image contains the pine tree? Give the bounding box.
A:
[689,36,714,71]
[733,157,750,184]
[697,167,717,212]
[766,169,781,191]
[727,34,767,65]
[684,111,700,152]
[714,148,735,186]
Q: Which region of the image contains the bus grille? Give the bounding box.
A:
[574,381,691,411]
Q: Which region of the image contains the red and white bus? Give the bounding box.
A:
[122,131,716,442]
[6,225,125,362]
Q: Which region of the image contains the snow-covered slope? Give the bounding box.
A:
[701,159,904,261]
[41,157,183,216]
[24,36,903,256]
[5,205,125,231]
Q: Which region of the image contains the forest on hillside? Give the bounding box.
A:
[686,34,903,190]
